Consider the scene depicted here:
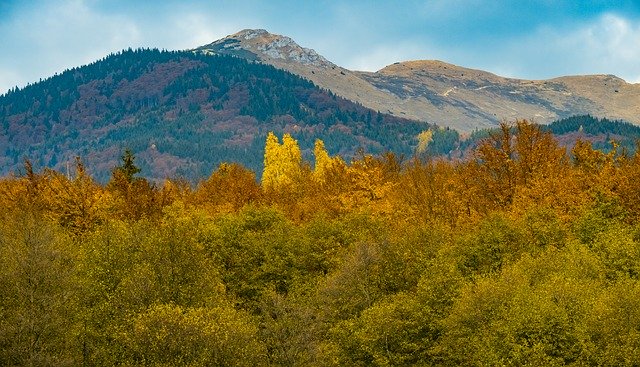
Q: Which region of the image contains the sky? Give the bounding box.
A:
[1,0,640,94]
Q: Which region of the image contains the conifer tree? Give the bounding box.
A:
[115,149,141,183]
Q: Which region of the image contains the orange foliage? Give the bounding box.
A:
[194,163,262,214]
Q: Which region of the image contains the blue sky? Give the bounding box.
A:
[1,0,639,94]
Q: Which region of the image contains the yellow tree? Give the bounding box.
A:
[509,120,579,218]
[41,157,106,234]
[513,119,565,187]
[341,152,401,216]
[572,139,624,198]
[475,119,570,213]
[313,139,331,182]
[262,132,303,190]
[313,139,344,184]
[416,129,434,155]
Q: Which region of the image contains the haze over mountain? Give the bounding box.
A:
[197,29,640,132]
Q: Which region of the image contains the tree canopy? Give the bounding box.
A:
[2,120,640,366]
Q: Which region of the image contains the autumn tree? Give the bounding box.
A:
[195,162,262,213]
[476,119,570,212]
[475,122,517,208]
[40,157,105,234]
[313,139,331,182]
[262,132,303,190]
[415,129,433,156]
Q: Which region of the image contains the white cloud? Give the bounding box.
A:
[1,2,639,94]
[336,12,640,84]
[0,0,142,92]
[497,13,640,82]
[150,11,249,51]
[0,1,251,93]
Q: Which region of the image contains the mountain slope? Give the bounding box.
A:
[197,29,640,131]
[0,49,427,182]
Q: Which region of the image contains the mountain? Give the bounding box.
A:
[2,30,638,182]
[197,29,640,132]
[0,49,427,182]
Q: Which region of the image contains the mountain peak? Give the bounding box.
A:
[231,29,270,39]
[197,29,334,68]
[377,60,505,82]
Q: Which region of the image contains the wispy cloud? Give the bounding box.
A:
[0,0,251,92]
[495,13,640,81]
[0,0,141,91]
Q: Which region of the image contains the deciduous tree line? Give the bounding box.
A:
[2,120,640,366]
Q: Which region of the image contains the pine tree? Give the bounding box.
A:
[114,149,141,183]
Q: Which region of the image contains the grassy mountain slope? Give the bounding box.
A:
[198,29,640,132]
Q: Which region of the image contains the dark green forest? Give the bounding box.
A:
[0,48,428,182]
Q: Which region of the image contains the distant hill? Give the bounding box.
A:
[198,29,640,132]
[422,115,640,160]
[0,49,427,182]
[545,115,640,153]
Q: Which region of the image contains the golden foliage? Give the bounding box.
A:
[262,132,303,190]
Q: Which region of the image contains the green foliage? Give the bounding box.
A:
[437,245,604,366]
[547,114,640,139]
[0,211,78,366]
[583,279,640,366]
[330,292,434,366]
[454,213,527,277]
[114,148,141,183]
[123,303,266,366]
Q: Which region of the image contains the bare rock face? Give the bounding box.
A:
[196,29,640,132]
[198,29,334,68]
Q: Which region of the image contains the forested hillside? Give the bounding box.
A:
[0,48,427,182]
[3,47,637,183]
[421,115,640,161]
[2,120,640,366]
[546,115,640,153]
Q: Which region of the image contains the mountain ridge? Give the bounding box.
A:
[196,29,640,131]
[2,30,638,182]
